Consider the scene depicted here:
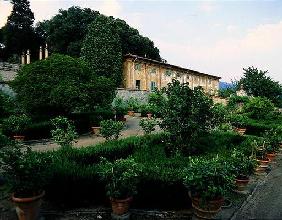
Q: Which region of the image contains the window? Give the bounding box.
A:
[150,68,156,74]
[134,63,141,71]
[150,81,156,91]
[165,69,172,77]
[136,80,141,90]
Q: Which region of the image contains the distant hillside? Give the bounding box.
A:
[219,81,233,89]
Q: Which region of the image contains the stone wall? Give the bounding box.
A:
[116,88,150,103]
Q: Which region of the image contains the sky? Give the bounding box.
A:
[1,0,282,83]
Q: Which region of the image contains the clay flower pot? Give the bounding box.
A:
[190,196,224,219]
[257,158,270,166]
[110,197,132,215]
[266,153,276,162]
[13,135,25,142]
[235,127,246,135]
[147,113,152,119]
[127,111,135,116]
[235,176,250,191]
[12,191,45,220]
[91,126,101,135]
[255,164,268,174]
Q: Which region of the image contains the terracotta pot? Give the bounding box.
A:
[91,126,101,135]
[12,191,45,220]
[257,158,270,166]
[127,111,135,116]
[147,113,152,119]
[116,116,126,122]
[235,128,246,135]
[255,165,268,174]
[13,135,25,142]
[191,196,224,219]
[235,177,250,191]
[266,153,276,161]
[110,197,132,215]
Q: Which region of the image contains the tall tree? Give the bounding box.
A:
[37,7,161,60]
[36,6,100,57]
[81,15,123,86]
[2,0,38,60]
[239,67,282,106]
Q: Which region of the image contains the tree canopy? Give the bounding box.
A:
[12,54,116,116]
[1,0,40,60]
[239,67,282,106]
[37,6,161,60]
[81,15,123,86]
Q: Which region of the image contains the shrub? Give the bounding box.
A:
[139,118,158,135]
[210,103,229,129]
[228,113,249,128]
[51,116,78,148]
[2,114,31,135]
[183,156,235,203]
[126,97,140,112]
[243,96,275,119]
[160,80,213,154]
[0,145,52,197]
[0,91,15,119]
[148,90,167,117]
[98,157,143,199]
[227,95,249,111]
[112,97,128,117]
[100,119,124,141]
[12,54,116,115]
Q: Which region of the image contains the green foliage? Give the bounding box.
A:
[126,97,140,111]
[263,127,282,153]
[148,89,167,117]
[160,80,213,154]
[100,119,124,141]
[98,157,143,199]
[139,118,158,135]
[37,6,100,57]
[240,67,282,106]
[210,103,229,129]
[0,145,52,197]
[0,132,13,149]
[2,114,31,134]
[1,0,41,60]
[12,54,116,115]
[227,95,249,111]
[218,85,237,98]
[112,97,128,117]
[81,15,122,86]
[243,96,275,120]
[51,116,78,148]
[38,7,161,60]
[230,149,256,178]
[0,91,15,119]
[183,156,235,202]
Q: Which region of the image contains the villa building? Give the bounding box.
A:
[122,54,221,94]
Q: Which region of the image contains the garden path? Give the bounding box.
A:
[232,153,282,220]
[28,115,145,152]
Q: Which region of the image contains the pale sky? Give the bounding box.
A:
[1,0,282,83]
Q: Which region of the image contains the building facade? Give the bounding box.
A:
[123,54,221,94]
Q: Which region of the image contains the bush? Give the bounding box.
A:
[100,119,124,141]
[160,80,213,154]
[51,116,78,148]
[2,114,31,135]
[148,89,167,117]
[139,118,158,135]
[98,157,143,199]
[0,91,15,120]
[12,54,116,115]
[112,97,128,117]
[126,97,141,112]
[243,96,275,119]
[227,95,249,111]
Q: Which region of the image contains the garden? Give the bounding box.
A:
[1,75,282,219]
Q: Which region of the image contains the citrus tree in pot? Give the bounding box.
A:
[98,158,143,216]
[230,149,257,191]
[3,114,31,141]
[183,156,234,219]
[0,144,52,220]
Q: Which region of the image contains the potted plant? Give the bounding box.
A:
[229,114,248,135]
[50,116,78,148]
[183,157,234,219]
[139,118,158,135]
[230,149,256,191]
[0,144,51,220]
[100,119,124,141]
[263,128,281,161]
[126,97,139,117]
[112,97,127,121]
[98,158,143,216]
[3,114,31,141]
